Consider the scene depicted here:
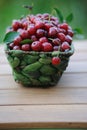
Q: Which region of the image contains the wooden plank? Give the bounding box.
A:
[0,55,8,64]
[66,61,87,73]
[0,105,87,128]
[0,87,87,105]
[0,73,87,89]
[0,61,87,75]
[0,64,12,75]
[71,52,87,61]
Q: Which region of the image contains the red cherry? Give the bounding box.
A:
[41,42,53,52]
[52,57,61,65]
[39,37,48,43]
[9,43,14,49]
[67,29,74,37]
[61,42,70,51]
[21,44,31,51]
[65,35,72,44]
[53,38,61,46]
[36,29,45,38]
[22,21,28,30]
[31,41,41,51]
[12,20,22,31]
[28,24,36,35]
[45,23,53,31]
[59,23,68,30]
[57,28,67,35]
[48,27,58,37]
[35,21,44,29]
[53,46,59,51]
[31,35,37,41]
[20,30,29,39]
[57,33,66,42]
[42,13,50,20]
[13,45,20,50]
[13,36,22,45]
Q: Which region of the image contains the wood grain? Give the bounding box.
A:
[0,40,87,129]
[0,105,87,129]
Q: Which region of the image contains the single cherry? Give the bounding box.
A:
[21,44,31,51]
[52,57,61,65]
[41,42,53,52]
[31,41,41,51]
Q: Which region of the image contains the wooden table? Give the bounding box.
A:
[0,40,87,129]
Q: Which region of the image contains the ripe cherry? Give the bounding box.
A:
[52,57,61,65]
[65,35,72,44]
[13,45,20,50]
[13,36,22,45]
[20,30,29,39]
[31,35,37,41]
[36,29,45,38]
[39,37,48,43]
[12,20,22,31]
[31,41,41,51]
[28,24,36,35]
[53,38,61,46]
[57,33,66,42]
[21,44,31,51]
[53,46,59,51]
[61,42,70,51]
[48,27,58,37]
[67,29,74,37]
[41,42,53,52]
[35,21,44,29]
[59,23,68,30]
[9,43,14,49]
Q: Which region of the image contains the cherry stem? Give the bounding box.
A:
[23,4,33,14]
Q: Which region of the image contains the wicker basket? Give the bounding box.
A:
[5,44,74,87]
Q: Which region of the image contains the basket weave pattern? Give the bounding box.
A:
[5,44,74,87]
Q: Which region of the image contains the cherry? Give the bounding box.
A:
[31,41,41,51]
[57,28,67,35]
[35,21,44,29]
[57,33,66,42]
[20,30,29,39]
[52,57,61,65]
[8,13,74,52]
[67,29,74,37]
[53,46,59,51]
[39,37,48,43]
[28,24,36,35]
[13,45,20,50]
[45,23,53,31]
[65,35,72,44]
[12,20,22,31]
[48,27,58,37]
[9,43,14,49]
[31,35,37,41]
[42,13,50,20]
[41,42,53,52]
[36,29,45,38]
[59,23,68,30]
[21,44,31,51]
[13,36,22,45]
[22,21,28,30]
[61,42,70,51]
[52,38,61,46]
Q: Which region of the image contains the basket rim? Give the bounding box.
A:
[5,43,74,56]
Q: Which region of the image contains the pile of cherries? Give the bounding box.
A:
[8,13,74,65]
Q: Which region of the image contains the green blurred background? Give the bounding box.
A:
[0,0,87,43]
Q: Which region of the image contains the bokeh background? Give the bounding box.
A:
[0,0,87,43]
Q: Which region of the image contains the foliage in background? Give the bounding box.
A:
[0,0,87,43]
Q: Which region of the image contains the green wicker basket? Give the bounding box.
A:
[5,43,74,87]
